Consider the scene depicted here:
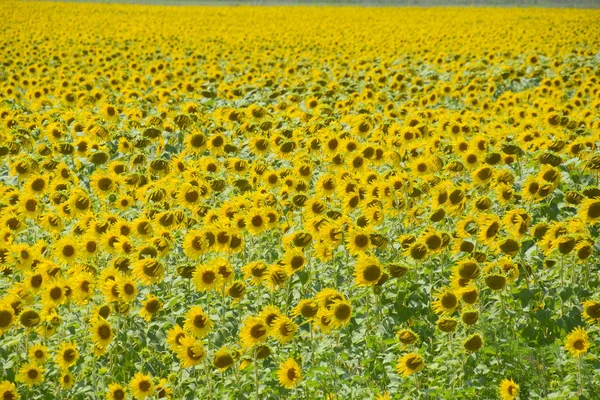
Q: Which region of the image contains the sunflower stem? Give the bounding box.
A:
[254,350,260,400]
[577,356,583,396]
[205,358,214,400]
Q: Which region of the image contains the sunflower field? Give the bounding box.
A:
[1,2,600,399]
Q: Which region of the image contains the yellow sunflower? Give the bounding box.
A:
[565,327,589,358]
[183,306,213,338]
[498,378,519,400]
[396,353,424,377]
[129,372,154,399]
[354,253,383,287]
[17,362,44,387]
[240,316,269,348]
[277,358,302,389]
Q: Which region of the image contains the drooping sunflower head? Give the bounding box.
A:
[397,328,419,347]
[463,333,484,353]
[396,352,424,377]
[582,300,600,322]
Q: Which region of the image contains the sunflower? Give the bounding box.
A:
[212,347,236,371]
[132,258,164,286]
[565,327,589,358]
[328,299,353,328]
[579,199,600,223]
[183,306,213,338]
[463,333,484,352]
[277,359,302,389]
[240,316,269,347]
[0,381,18,400]
[42,278,67,307]
[91,317,113,348]
[166,324,188,352]
[0,301,15,335]
[139,294,162,322]
[176,336,205,368]
[292,298,319,320]
[437,317,458,333]
[282,248,306,275]
[106,383,127,400]
[432,287,459,315]
[498,378,519,400]
[245,208,269,235]
[193,263,223,292]
[271,315,298,343]
[346,227,371,255]
[56,341,79,370]
[29,343,49,364]
[354,253,383,287]
[582,300,600,323]
[396,353,424,377]
[60,370,75,389]
[182,230,206,259]
[155,378,172,399]
[17,362,44,387]
[129,372,154,399]
[397,328,419,347]
[53,236,78,265]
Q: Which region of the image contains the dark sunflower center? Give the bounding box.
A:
[202,271,215,284]
[113,389,125,400]
[63,349,76,362]
[86,242,97,253]
[363,265,381,282]
[27,369,39,380]
[193,315,207,328]
[287,368,297,380]
[146,300,160,313]
[250,324,266,339]
[573,339,585,350]
[406,356,423,371]
[426,235,442,250]
[50,286,63,300]
[334,304,351,320]
[301,303,318,318]
[441,293,458,309]
[98,324,111,340]
[62,245,75,257]
[588,202,600,219]
[187,347,203,360]
[190,134,206,148]
[354,234,368,248]
[138,380,151,392]
[214,354,234,369]
[25,199,38,212]
[0,310,13,328]
[185,190,199,202]
[97,177,113,191]
[291,256,304,270]
[124,283,135,295]
[31,178,46,192]
[251,216,263,227]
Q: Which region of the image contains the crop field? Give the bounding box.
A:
[0,2,599,399]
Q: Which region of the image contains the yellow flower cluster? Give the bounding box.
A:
[0,1,599,399]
